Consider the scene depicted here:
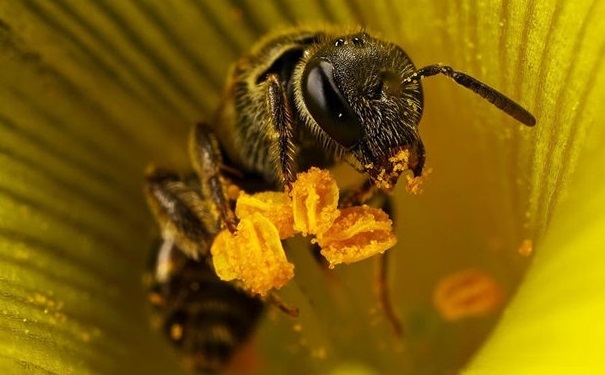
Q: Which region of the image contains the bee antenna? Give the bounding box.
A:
[403,64,536,127]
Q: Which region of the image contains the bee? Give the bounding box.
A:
[144,27,535,373]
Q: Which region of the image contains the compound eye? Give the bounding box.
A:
[302,59,365,148]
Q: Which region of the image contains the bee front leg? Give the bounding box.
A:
[266,74,297,189]
[372,194,404,338]
[189,122,238,233]
[264,291,299,317]
[377,250,403,338]
[340,186,404,338]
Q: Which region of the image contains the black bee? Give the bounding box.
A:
[144,27,535,373]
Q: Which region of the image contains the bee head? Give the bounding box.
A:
[298,32,426,191]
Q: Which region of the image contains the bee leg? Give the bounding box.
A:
[339,179,376,208]
[264,292,300,317]
[377,250,404,338]
[144,166,219,260]
[373,195,404,338]
[189,122,238,233]
[266,74,297,189]
[189,122,301,317]
[229,279,299,317]
[339,185,405,338]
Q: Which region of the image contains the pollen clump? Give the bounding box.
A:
[405,168,431,195]
[290,167,340,236]
[211,167,399,295]
[316,205,397,268]
[374,148,411,191]
[235,191,295,238]
[211,213,294,296]
[388,148,410,173]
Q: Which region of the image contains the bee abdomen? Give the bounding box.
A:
[164,283,263,373]
[148,240,264,373]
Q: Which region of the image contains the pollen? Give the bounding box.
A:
[374,148,412,191]
[405,168,431,195]
[388,148,410,169]
[211,213,294,296]
[211,167,397,295]
[235,191,295,238]
[226,183,241,201]
[374,169,393,191]
[170,323,184,342]
[290,167,340,236]
[316,205,397,268]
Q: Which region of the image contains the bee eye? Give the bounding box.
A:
[302,60,365,148]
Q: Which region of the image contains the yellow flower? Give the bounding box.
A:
[0,1,603,374]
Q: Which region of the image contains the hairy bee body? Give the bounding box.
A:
[214,29,331,185]
[145,27,535,373]
[147,239,264,374]
[214,28,424,186]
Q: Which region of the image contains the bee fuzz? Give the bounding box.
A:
[211,213,294,296]
[316,205,397,268]
[290,167,340,236]
[235,191,295,238]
